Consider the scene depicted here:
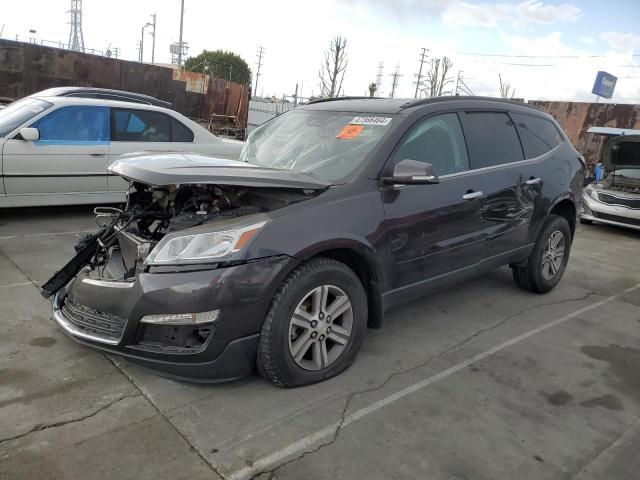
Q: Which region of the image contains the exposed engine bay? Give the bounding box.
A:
[41,182,314,297]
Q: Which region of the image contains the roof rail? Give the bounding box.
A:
[307,96,384,105]
[400,95,541,111]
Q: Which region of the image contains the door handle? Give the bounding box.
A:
[526,177,542,185]
[90,152,105,157]
[462,190,483,200]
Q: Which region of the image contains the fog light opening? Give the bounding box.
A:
[140,309,220,325]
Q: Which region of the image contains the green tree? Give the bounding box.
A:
[183,50,252,85]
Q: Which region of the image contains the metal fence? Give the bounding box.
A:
[247,100,297,133]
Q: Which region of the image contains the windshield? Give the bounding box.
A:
[240,110,395,183]
[0,98,52,137]
[611,168,640,180]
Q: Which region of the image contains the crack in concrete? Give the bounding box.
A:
[0,393,141,446]
[105,355,227,480]
[254,291,601,479]
[0,247,40,289]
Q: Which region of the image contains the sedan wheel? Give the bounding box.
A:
[288,285,353,371]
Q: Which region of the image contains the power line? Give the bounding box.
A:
[456,50,640,59]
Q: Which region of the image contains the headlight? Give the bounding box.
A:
[145,219,268,265]
[584,186,598,201]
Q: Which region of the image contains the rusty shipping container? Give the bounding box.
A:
[529,100,640,165]
[0,39,248,126]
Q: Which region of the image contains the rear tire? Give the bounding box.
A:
[512,214,572,294]
[257,257,367,387]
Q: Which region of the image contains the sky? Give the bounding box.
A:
[1,0,639,103]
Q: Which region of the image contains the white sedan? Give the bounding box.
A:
[0,95,243,207]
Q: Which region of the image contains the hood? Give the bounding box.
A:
[602,135,640,171]
[108,153,330,190]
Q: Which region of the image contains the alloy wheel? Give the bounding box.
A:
[287,285,353,371]
[541,230,565,280]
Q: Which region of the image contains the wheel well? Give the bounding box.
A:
[550,199,577,238]
[310,248,383,329]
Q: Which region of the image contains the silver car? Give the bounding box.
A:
[0,94,243,207]
[581,129,640,231]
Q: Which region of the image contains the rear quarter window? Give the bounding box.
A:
[459,111,524,169]
[171,118,194,142]
[511,113,562,159]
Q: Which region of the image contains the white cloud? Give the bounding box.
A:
[580,36,596,45]
[442,1,582,29]
[460,31,640,103]
[340,0,582,29]
[600,32,640,52]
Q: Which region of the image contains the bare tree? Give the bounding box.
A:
[319,36,348,98]
[368,82,377,97]
[420,56,453,98]
[498,73,516,99]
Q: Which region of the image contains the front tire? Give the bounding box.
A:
[512,214,572,294]
[257,258,367,387]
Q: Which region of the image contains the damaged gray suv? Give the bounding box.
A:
[44,97,585,387]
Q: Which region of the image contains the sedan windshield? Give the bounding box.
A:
[0,98,52,137]
[612,168,640,180]
[240,110,395,183]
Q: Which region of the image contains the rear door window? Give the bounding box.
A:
[459,112,524,169]
[511,113,562,158]
[32,106,110,142]
[112,109,171,142]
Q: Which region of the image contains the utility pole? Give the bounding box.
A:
[150,13,156,64]
[177,0,185,68]
[375,62,384,96]
[139,21,152,62]
[389,66,402,99]
[414,47,429,98]
[293,83,299,107]
[255,46,265,98]
[113,47,120,59]
[455,70,461,95]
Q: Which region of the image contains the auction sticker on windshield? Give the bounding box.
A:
[350,116,392,126]
[337,124,365,139]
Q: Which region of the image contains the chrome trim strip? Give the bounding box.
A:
[439,143,561,181]
[52,292,121,345]
[81,278,136,288]
[580,214,640,231]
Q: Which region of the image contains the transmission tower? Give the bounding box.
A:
[67,0,85,52]
[375,62,384,96]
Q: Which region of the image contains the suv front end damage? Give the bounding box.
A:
[43,154,324,381]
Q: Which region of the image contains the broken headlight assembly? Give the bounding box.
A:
[584,185,599,201]
[145,216,269,266]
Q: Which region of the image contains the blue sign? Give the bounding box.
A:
[592,71,617,99]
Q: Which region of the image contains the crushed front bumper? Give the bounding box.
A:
[582,189,640,231]
[51,255,295,382]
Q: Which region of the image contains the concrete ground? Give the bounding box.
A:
[1,206,639,480]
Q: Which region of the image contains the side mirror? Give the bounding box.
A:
[19,127,40,141]
[382,159,439,185]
